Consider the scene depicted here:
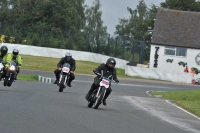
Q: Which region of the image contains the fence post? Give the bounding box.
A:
[106,34,110,55]
[67,30,71,49]
[115,36,118,57]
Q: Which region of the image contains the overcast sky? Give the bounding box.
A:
[84,0,165,35]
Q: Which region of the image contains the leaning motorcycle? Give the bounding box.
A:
[88,73,117,109]
[0,62,4,80]
[4,60,17,87]
[58,63,71,92]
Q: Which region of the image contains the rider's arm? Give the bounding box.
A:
[93,63,104,74]
[5,54,12,67]
[57,57,64,68]
[112,68,119,83]
[71,59,76,71]
[17,55,23,68]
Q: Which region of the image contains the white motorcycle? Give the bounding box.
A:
[58,63,71,92]
[87,73,117,109]
[0,62,4,80]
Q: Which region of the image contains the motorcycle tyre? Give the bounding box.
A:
[94,87,106,109]
[59,76,65,92]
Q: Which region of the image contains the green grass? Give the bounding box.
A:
[151,90,200,117]
[18,74,38,82]
[20,54,164,81]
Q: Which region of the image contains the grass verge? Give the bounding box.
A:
[151,90,200,117]
[20,54,163,81]
[18,74,38,82]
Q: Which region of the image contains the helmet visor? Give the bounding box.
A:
[13,52,18,55]
[108,63,114,68]
[66,56,71,61]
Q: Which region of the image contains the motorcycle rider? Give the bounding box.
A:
[85,58,119,106]
[11,49,23,80]
[0,46,12,81]
[54,52,76,87]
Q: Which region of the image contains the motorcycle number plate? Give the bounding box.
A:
[100,79,109,88]
[62,67,70,73]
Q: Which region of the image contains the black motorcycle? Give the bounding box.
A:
[4,60,17,87]
[87,73,117,109]
[58,63,71,92]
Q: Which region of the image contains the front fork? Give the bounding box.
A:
[58,74,62,84]
[96,86,107,102]
[58,74,68,86]
[8,73,12,80]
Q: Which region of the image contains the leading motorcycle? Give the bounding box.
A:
[58,63,71,92]
[87,73,117,109]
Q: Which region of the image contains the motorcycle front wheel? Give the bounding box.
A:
[7,81,12,87]
[94,87,106,109]
[59,76,65,92]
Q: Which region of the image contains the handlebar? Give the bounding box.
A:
[95,72,118,84]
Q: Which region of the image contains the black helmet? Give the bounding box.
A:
[13,49,19,55]
[106,58,116,68]
[1,46,8,56]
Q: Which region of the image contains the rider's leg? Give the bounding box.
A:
[15,67,20,80]
[103,87,112,106]
[67,73,75,87]
[85,82,99,101]
[54,69,60,84]
[3,67,9,78]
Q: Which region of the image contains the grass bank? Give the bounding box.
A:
[20,55,158,80]
[18,74,38,82]
[151,90,200,117]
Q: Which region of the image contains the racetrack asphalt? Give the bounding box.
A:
[0,70,199,133]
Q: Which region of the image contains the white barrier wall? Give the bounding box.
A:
[125,65,194,84]
[0,43,129,69]
[1,43,196,84]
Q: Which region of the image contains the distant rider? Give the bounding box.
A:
[0,46,12,81]
[11,49,23,80]
[54,52,76,87]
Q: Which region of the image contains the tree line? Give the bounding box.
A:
[0,0,199,63]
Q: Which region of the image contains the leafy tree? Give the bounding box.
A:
[0,0,86,49]
[84,0,107,53]
[160,0,200,11]
[114,0,158,62]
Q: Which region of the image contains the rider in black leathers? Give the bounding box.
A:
[85,58,119,106]
[54,52,76,87]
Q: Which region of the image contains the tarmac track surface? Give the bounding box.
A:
[0,70,199,133]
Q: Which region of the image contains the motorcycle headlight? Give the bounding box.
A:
[9,66,16,72]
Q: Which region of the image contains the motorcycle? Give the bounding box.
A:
[58,63,71,92]
[87,73,117,109]
[4,60,17,87]
[0,62,4,80]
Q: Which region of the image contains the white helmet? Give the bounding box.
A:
[65,52,72,57]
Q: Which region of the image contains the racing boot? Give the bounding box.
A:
[67,81,72,87]
[102,89,112,106]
